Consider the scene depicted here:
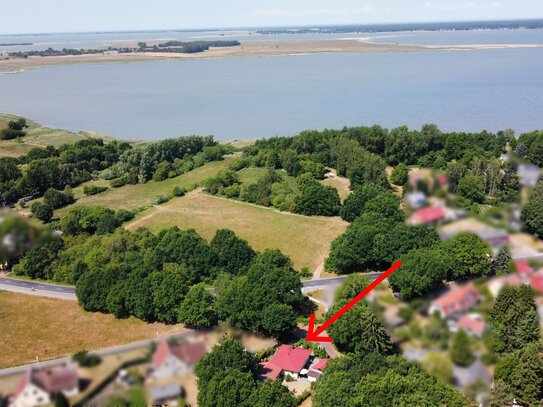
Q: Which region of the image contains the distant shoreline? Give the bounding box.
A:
[1,38,543,74]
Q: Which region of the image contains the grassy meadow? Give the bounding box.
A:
[126,189,348,272]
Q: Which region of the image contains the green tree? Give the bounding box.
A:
[149,267,189,324]
[294,180,341,216]
[491,246,513,276]
[199,368,255,407]
[326,301,392,355]
[210,229,255,275]
[248,380,296,407]
[390,162,409,185]
[521,198,543,237]
[449,329,475,367]
[31,202,54,223]
[340,183,386,222]
[457,175,485,203]
[388,248,450,300]
[441,233,492,280]
[178,284,218,329]
[509,342,543,405]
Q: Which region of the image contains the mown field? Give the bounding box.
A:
[126,189,348,272]
[0,291,186,368]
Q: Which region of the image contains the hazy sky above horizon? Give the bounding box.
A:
[2,0,543,35]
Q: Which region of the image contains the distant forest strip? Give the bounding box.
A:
[7,40,241,58]
[257,19,543,34]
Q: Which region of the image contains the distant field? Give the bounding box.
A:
[0,291,186,369]
[126,189,348,272]
[0,113,115,157]
[56,157,238,215]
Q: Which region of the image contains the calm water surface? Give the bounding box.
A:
[0,48,542,140]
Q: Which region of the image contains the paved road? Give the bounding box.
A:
[0,273,383,300]
[0,276,76,300]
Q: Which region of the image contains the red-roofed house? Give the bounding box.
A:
[258,345,312,380]
[10,365,78,407]
[307,358,328,382]
[457,314,487,337]
[531,273,543,293]
[152,340,207,379]
[515,260,533,277]
[407,206,446,225]
[429,283,481,319]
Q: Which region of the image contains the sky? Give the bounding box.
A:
[1,0,543,35]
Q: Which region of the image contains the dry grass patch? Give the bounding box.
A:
[126,190,348,272]
[0,291,186,369]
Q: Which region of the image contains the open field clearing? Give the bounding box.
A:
[0,291,186,369]
[56,157,238,215]
[126,189,348,271]
[321,170,351,201]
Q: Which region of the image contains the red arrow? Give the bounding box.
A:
[306,260,402,343]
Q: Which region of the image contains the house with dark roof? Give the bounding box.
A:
[152,340,207,379]
[9,365,78,407]
[258,345,312,380]
[150,383,183,405]
[429,283,481,319]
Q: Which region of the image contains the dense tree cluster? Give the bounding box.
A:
[488,284,543,405]
[216,249,312,339]
[112,136,227,184]
[0,138,129,205]
[196,338,296,407]
[389,232,491,300]
[324,274,393,355]
[312,352,464,406]
[518,130,543,166]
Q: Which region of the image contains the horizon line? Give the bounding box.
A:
[1,17,543,37]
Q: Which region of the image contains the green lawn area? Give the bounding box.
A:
[126,189,348,272]
[56,157,239,215]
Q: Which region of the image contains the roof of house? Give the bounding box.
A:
[14,366,78,398]
[312,359,328,371]
[457,314,487,336]
[515,260,533,276]
[150,383,182,401]
[409,206,446,224]
[307,370,322,379]
[258,362,283,381]
[153,341,207,370]
[531,273,543,293]
[432,283,480,318]
[267,345,312,374]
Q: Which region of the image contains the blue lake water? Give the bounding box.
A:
[0,48,542,140]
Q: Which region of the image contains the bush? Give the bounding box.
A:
[83,185,108,196]
[155,195,169,205]
[31,202,54,223]
[72,350,102,367]
[110,178,126,188]
[172,186,186,197]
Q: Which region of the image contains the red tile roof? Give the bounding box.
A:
[14,366,78,398]
[410,206,446,224]
[457,314,486,336]
[515,260,533,276]
[33,367,78,393]
[268,345,311,374]
[312,359,328,371]
[432,283,480,318]
[153,341,207,370]
[531,273,543,293]
[258,362,283,380]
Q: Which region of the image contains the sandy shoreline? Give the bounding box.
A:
[1,39,542,73]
